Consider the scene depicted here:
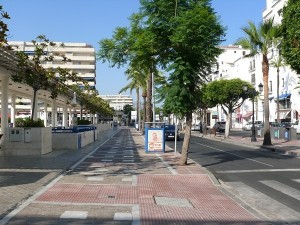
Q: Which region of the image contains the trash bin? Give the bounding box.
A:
[274,127,279,139]
[284,128,290,141]
[257,128,262,137]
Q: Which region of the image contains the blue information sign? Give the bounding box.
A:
[145,127,165,153]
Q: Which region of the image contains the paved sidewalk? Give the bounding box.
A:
[0,128,272,225]
[196,129,300,158]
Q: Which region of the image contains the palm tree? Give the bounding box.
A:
[236,18,281,146]
[270,52,285,124]
[119,66,147,131]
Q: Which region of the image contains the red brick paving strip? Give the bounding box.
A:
[36,174,264,224]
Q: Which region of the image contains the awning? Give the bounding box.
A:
[242,112,253,118]
[274,93,291,101]
[275,110,291,119]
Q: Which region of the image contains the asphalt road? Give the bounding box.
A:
[165,133,300,224]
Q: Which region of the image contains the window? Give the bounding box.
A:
[269,81,272,92]
[249,59,255,71]
[251,73,255,84]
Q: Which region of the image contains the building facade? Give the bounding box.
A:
[100,95,133,123]
[7,41,97,126]
[100,94,133,111]
[204,0,300,128]
[8,41,96,89]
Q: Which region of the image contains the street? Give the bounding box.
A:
[165,131,300,223]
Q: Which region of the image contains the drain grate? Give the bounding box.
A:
[108,195,116,198]
[154,196,194,208]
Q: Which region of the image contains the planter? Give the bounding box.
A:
[2,127,52,156]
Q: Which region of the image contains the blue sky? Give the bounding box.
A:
[2,0,265,99]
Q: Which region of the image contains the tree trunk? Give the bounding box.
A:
[224,111,231,139]
[31,88,38,120]
[262,54,272,145]
[146,69,152,123]
[142,95,147,134]
[179,111,192,165]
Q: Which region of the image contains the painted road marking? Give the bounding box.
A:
[196,142,274,167]
[260,180,300,201]
[60,211,88,219]
[217,169,300,173]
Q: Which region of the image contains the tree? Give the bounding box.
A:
[0,5,10,48]
[123,104,134,125]
[150,0,225,165]
[12,35,83,120]
[119,65,147,131]
[97,14,157,124]
[270,53,285,123]
[203,79,256,138]
[281,0,300,76]
[236,18,281,146]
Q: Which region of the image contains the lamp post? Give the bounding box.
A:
[70,92,77,126]
[243,85,257,142]
[258,83,263,123]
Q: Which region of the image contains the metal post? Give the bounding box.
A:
[174,123,177,154]
[251,97,257,142]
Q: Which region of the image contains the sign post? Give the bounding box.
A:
[145,122,165,153]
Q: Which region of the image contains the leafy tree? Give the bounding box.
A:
[70,85,112,119]
[203,79,256,138]
[236,18,281,146]
[119,65,147,131]
[270,53,285,123]
[281,0,300,77]
[0,5,10,48]
[148,0,225,165]
[12,35,82,120]
[123,104,134,125]
[97,14,157,124]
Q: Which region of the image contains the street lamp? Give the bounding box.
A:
[243,85,257,142]
[70,92,77,126]
[258,83,263,123]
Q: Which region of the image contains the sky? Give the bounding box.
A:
[2,0,266,101]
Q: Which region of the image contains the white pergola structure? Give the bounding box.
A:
[0,47,81,133]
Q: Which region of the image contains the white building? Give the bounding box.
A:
[100,94,133,111]
[8,41,96,89]
[206,0,300,128]
[7,41,97,126]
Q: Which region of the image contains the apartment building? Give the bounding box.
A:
[8,41,96,89]
[100,94,133,111]
[7,41,97,125]
[206,0,300,128]
[100,94,133,123]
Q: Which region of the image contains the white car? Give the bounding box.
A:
[242,122,252,131]
[191,123,201,131]
[242,121,263,131]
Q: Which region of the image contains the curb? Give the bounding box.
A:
[260,145,300,158]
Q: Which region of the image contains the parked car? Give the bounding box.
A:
[191,123,202,131]
[162,124,181,141]
[212,121,226,133]
[242,121,263,131]
[242,122,252,131]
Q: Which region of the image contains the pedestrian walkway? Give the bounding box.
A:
[197,129,300,158]
[0,128,271,225]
